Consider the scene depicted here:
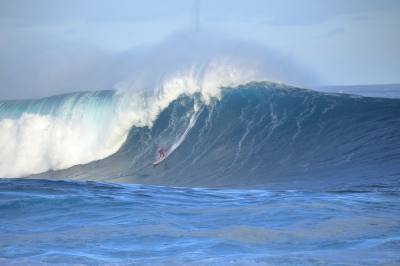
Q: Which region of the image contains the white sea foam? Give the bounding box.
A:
[0,112,125,177]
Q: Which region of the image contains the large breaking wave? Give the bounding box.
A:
[0,56,260,177]
[1,80,398,189]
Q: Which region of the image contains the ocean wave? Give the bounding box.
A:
[24,82,400,189]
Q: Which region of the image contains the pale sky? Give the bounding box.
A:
[0,0,399,99]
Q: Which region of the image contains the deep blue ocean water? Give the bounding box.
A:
[1,179,400,265]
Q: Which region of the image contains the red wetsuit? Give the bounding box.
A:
[159,148,166,159]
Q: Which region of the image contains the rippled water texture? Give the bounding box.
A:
[1,179,399,265]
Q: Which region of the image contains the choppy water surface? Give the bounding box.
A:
[1,178,399,265]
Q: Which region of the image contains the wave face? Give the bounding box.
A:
[28,82,400,189]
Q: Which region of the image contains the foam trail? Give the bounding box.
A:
[167,104,204,157]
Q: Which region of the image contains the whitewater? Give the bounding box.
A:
[1,35,400,265]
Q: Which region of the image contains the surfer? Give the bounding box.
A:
[159,147,166,159]
[153,146,167,166]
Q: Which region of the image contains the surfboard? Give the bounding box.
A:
[152,156,166,166]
